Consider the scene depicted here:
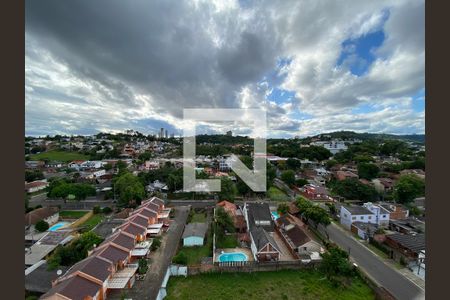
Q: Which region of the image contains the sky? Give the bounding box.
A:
[25,0,425,138]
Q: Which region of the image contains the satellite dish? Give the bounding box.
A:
[57,270,62,276]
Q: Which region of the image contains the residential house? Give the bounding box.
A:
[389,218,425,234]
[372,178,395,194]
[351,222,378,240]
[42,197,167,300]
[182,223,208,246]
[379,203,409,220]
[335,170,358,181]
[25,160,45,169]
[384,233,425,262]
[243,202,281,261]
[362,202,390,227]
[300,184,333,201]
[217,200,246,233]
[400,169,425,179]
[25,207,59,229]
[340,206,375,230]
[25,180,49,193]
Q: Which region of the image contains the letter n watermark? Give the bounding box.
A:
[183,108,266,192]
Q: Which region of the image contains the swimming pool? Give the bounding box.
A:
[48,222,70,232]
[218,252,248,262]
[271,211,280,220]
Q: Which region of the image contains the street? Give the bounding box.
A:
[325,223,425,300]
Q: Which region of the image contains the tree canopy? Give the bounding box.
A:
[281,170,296,186]
[357,163,380,180]
[393,174,425,204]
[115,173,146,207]
[329,178,378,201]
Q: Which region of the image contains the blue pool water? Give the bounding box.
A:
[218,252,248,262]
[48,222,70,231]
[271,212,280,220]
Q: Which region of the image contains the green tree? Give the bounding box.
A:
[393,174,425,204]
[138,258,148,274]
[218,177,238,202]
[320,246,353,279]
[35,220,49,232]
[330,178,378,201]
[286,158,302,170]
[215,207,235,233]
[266,163,276,188]
[115,173,145,207]
[295,178,308,187]
[277,203,289,215]
[172,252,188,265]
[357,163,380,180]
[281,170,296,186]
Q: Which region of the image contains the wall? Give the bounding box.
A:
[183,236,204,247]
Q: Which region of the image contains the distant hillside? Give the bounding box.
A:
[311,131,425,144]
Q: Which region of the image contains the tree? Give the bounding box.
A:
[277,203,288,215]
[104,163,113,171]
[266,163,276,188]
[295,197,330,228]
[215,207,235,234]
[35,220,49,232]
[25,170,45,182]
[393,174,425,204]
[295,178,308,187]
[93,205,102,214]
[325,159,338,169]
[330,178,378,201]
[357,163,380,180]
[281,170,296,186]
[115,173,145,207]
[138,258,148,274]
[286,158,301,170]
[218,177,237,202]
[172,252,188,265]
[320,246,353,279]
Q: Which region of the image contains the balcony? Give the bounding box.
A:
[106,264,139,289]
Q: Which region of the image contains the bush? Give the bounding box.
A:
[138,258,148,274]
[93,205,102,214]
[35,220,49,232]
[151,237,161,251]
[102,206,113,214]
[172,252,188,265]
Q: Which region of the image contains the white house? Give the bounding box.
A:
[340,206,376,230]
[323,141,348,155]
[340,203,390,230]
[363,202,390,227]
[25,180,49,193]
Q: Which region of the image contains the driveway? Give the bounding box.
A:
[109,206,189,300]
[325,223,425,300]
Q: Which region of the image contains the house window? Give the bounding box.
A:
[360,216,364,220]
[344,213,348,218]
[383,215,386,218]
[368,216,372,219]
[352,216,356,220]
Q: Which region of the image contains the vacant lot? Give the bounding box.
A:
[166,270,375,300]
[190,211,206,223]
[80,214,104,231]
[59,210,89,219]
[30,150,90,162]
[267,186,290,202]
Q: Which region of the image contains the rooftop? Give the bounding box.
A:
[182,222,208,239]
[386,233,426,253]
[342,205,374,216]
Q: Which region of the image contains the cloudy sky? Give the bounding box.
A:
[25,0,424,138]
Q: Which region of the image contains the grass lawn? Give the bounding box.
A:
[216,234,238,249]
[29,150,90,162]
[59,210,89,219]
[80,214,104,231]
[165,270,375,300]
[267,186,290,202]
[190,212,206,223]
[177,228,212,265]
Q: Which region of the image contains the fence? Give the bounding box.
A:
[156,264,188,300]
[186,260,319,275]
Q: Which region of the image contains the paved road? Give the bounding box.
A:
[109,206,189,300]
[325,223,425,300]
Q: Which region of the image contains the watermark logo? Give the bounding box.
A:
[183,108,266,192]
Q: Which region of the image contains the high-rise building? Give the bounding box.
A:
[226,130,232,136]
[165,130,168,139]
[160,128,164,139]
